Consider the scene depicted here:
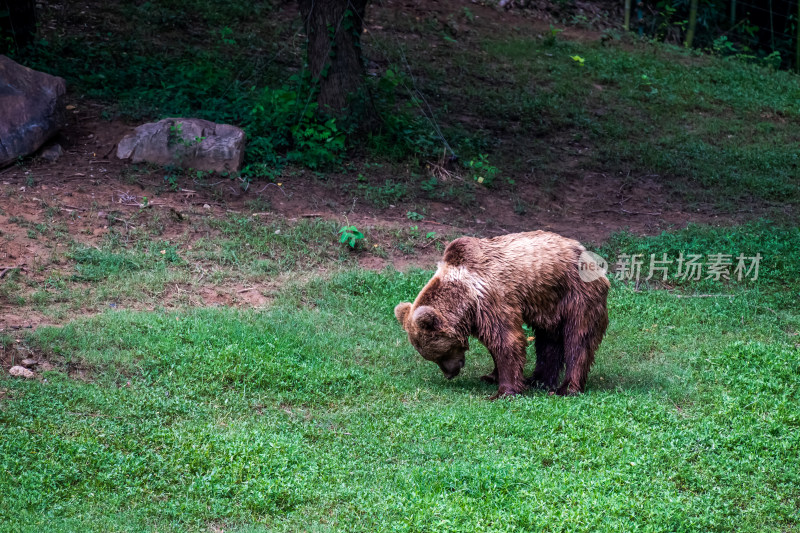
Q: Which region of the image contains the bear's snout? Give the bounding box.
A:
[438,358,465,380]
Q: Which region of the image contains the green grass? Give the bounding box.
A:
[457,35,800,206]
[2,225,799,531]
[597,221,799,298]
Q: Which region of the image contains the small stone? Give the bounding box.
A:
[20,358,37,367]
[40,143,63,162]
[203,204,211,209]
[9,366,35,379]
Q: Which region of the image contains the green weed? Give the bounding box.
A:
[338,225,365,249]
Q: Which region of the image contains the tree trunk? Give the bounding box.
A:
[623,0,631,31]
[0,0,37,53]
[796,0,800,73]
[297,0,375,129]
[684,0,698,48]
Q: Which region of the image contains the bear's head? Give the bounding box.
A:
[394,302,468,379]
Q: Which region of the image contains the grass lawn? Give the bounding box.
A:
[2,224,798,532]
[3,1,800,530]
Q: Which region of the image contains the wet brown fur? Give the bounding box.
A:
[395,231,610,398]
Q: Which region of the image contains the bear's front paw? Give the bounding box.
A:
[489,384,524,400]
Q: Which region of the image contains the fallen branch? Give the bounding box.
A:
[392,217,453,227]
[0,266,23,278]
[671,294,729,298]
[256,182,291,197]
[428,161,463,183]
[589,208,662,216]
[108,215,136,229]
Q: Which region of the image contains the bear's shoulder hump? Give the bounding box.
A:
[443,237,477,266]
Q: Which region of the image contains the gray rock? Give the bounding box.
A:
[20,358,37,367]
[0,55,67,167]
[9,365,35,379]
[40,143,63,162]
[117,118,245,173]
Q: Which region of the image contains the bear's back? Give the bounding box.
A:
[443,231,584,285]
[439,232,598,326]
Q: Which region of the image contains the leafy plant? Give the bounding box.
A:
[288,116,345,170]
[420,176,438,196]
[163,165,180,191]
[461,7,475,23]
[338,225,365,248]
[406,211,424,221]
[167,122,205,149]
[762,50,782,70]
[465,154,500,187]
[543,25,563,46]
[246,79,346,172]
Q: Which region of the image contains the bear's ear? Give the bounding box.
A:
[394,302,412,329]
[412,305,441,331]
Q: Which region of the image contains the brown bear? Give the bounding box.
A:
[394,231,609,398]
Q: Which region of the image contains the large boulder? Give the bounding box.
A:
[0,55,67,167]
[116,118,245,173]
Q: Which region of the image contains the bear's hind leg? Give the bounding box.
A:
[526,329,563,391]
[556,307,608,396]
